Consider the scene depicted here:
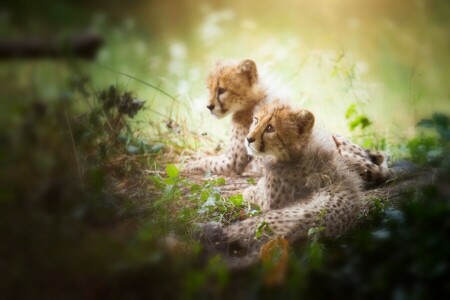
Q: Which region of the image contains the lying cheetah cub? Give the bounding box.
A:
[202,100,363,266]
[186,59,391,185]
[332,134,391,184]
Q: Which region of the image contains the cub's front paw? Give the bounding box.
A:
[198,222,229,252]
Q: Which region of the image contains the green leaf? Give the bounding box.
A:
[416,118,434,128]
[200,190,210,202]
[345,104,357,119]
[162,184,179,201]
[255,221,273,239]
[349,115,372,131]
[228,194,244,206]
[215,177,226,186]
[166,164,179,178]
[148,175,164,189]
[214,192,221,201]
[433,113,449,129]
[126,144,139,154]
[246,178,256,185]
[307,238,324,269]
[440,130,450,141]
[359,116,372,129]
[163,177,177,185]
[203,196,216,207]
[308,227,318,237]
[190,184,201,193]
[255,224,264,239]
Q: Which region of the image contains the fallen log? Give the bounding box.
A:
[179,160,441,214]
[0,31,103,60]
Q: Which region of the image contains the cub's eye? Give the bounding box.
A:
[217,87,226,95]
[254,117,258,124]
[265,124,275,133]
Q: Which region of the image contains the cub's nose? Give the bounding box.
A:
[206,104,215,111]
[247,137,255,144]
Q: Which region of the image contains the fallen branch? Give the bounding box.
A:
[0,31,103,60]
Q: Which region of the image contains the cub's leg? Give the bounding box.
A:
[203,188,360,263]
[242,178,267,209]
[185,123,251,175]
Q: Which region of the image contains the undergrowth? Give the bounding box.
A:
[1,68,449,298]
[149,164,260,226]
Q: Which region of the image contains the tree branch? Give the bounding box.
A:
[0,31,103,60]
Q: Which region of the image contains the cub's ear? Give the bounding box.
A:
[294,110,315,135]
[238,59,258,86]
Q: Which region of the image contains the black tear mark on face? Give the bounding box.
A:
[260,135,265,153]
[215,78,225,110]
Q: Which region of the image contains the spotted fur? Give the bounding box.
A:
[186,59,391,184]
[332,135,392,185]
[185,59,265,175]
[202,101,363,267]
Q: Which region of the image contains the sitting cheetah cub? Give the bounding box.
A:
[186,59,391,185]
[185,59,266,175]
[202,100,363,267]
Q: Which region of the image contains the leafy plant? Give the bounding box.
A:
[255,221,274,239]
[345,104,372,131]
[417,113,450,142]
[149,164,259,226]
[408,112,450,166]
[71,78,167,164]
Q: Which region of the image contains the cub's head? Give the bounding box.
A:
[246,100,315,161]
[206,59,259,118]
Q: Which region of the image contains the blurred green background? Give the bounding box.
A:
[1,0,450,298]
[2,0,449,140]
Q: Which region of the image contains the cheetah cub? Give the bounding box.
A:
[332,134,391,184]
[185,59,267,175]
[186,59,391,185]
[202,100,363,266]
